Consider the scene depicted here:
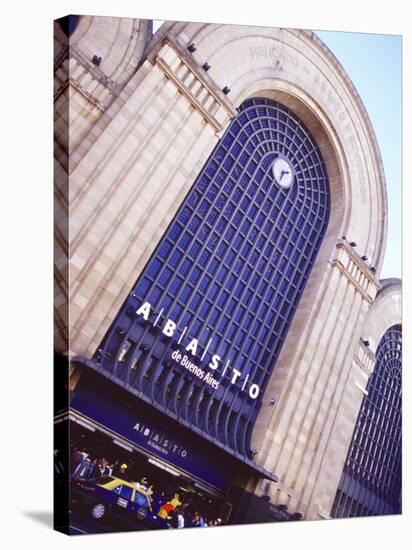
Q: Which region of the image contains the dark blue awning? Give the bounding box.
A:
[71,356,278,487]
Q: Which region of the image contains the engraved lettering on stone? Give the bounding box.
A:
[249,45,299,67]
[312,73,346,124]
[348,134,368,202]
[272,59,283,72]
[359,177,367,201]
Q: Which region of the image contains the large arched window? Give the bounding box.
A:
[332,325,402,517]
[95,97,330,458]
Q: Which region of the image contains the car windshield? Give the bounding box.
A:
[134,491,149,507]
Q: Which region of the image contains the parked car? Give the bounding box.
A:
[70,475,169,531]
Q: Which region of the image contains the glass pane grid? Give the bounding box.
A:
[96,97,330,458]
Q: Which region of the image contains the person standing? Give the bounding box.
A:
[84,457,97,479]
[91,457,111,478]
[192,511,205,527]
[176,507,185,529]
[153,491,166,514]
[71,448,88,477]
[115,463,129,479]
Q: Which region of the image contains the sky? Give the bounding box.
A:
[153,22,402,280]
[316,31,402,280]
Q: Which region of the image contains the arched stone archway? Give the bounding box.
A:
[147,23,387,271]
[319,279,402,518]
[362,278,402,352]
[141,23,387,518]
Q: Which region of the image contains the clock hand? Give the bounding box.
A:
[279,170,290,180]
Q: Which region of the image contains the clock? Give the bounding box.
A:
[272,155,294,189]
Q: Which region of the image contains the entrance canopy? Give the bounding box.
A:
[71,357,278,492]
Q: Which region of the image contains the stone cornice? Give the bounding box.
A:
[354,339,376,376]
[70,47,121,96]
[54,78,105,113]
[329,240,380,304]
[148,39,236,132]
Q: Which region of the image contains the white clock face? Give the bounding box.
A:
[272,157,294,189]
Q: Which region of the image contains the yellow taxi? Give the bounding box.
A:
[71,475,168,530]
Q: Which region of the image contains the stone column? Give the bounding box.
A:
[252,240,379,519]
[66,39,235,358]
[309,340,375,519]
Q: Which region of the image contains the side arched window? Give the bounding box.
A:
[96,97,330,457]
[332,325,402,517]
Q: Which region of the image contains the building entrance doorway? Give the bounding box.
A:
[67,417,233,527]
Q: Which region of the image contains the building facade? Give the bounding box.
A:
[54,15,401,530]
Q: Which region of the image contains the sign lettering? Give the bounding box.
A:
[136,301,260,400]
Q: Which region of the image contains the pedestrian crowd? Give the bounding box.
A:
[166,506,223,528]
[70,446,224,529]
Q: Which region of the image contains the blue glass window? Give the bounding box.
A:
[332,325,402,518]
[97,98,330,458]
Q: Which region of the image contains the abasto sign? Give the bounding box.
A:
[136,301,260,400]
